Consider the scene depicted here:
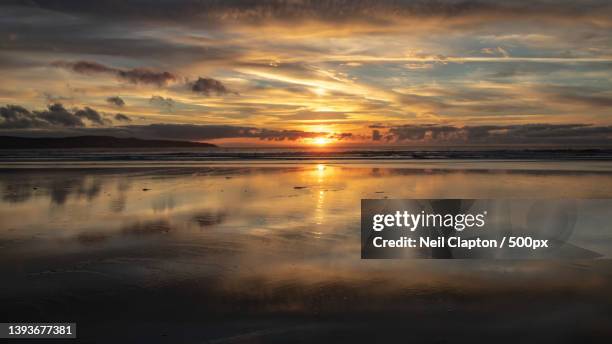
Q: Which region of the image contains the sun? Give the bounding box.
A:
[312,137,331,146]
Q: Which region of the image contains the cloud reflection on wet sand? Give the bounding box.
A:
[1,162,612,342]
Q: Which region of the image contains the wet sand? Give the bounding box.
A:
[1,161,612,343]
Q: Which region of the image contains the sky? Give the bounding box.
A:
[1,0,611,147]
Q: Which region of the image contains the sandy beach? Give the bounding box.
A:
[1,161,612,342]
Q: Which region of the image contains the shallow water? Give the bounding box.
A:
[1,161,612,343]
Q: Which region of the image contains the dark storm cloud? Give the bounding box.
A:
[0,103,111,129]
[53,61,176,86]
[106,96,125,107]
[383,123,612,145]
[191,77,235,96]
[114,113,131,122]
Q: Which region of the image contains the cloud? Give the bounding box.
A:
[4,95,612,147]
[33,103,85,127]
[543,87,612,108]
[560,94,612,107]
[114,113,131,122]
[53,60,176,86]
[26,1,612,29]
[44,93,73,103]
[1,0,610,144]
[149,95,175,110]
[3,115,612,146]
[481,47,510,58]
[0,117,328,142]
[372,129,382,141]
[74,107,107,125]
[55,60,115,74]
[387,124,460,141]
[255,128,321,141]
[369,124,388,129]
[278,111,348,121]
[382,123,612,145]
[106,96,125,107]
[191,77,235,96]
[118,69,176,86]
[331,132,354,140]
[125,124,323,141]
[1,103,110,129]
[0,105,48,129]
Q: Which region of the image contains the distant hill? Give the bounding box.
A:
[0,136,217,149]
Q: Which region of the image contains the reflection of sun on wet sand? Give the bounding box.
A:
[1,161,612,342]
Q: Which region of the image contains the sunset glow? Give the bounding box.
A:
[2,2,612,343]
[312,137,332,146]
[0,1,611,147]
